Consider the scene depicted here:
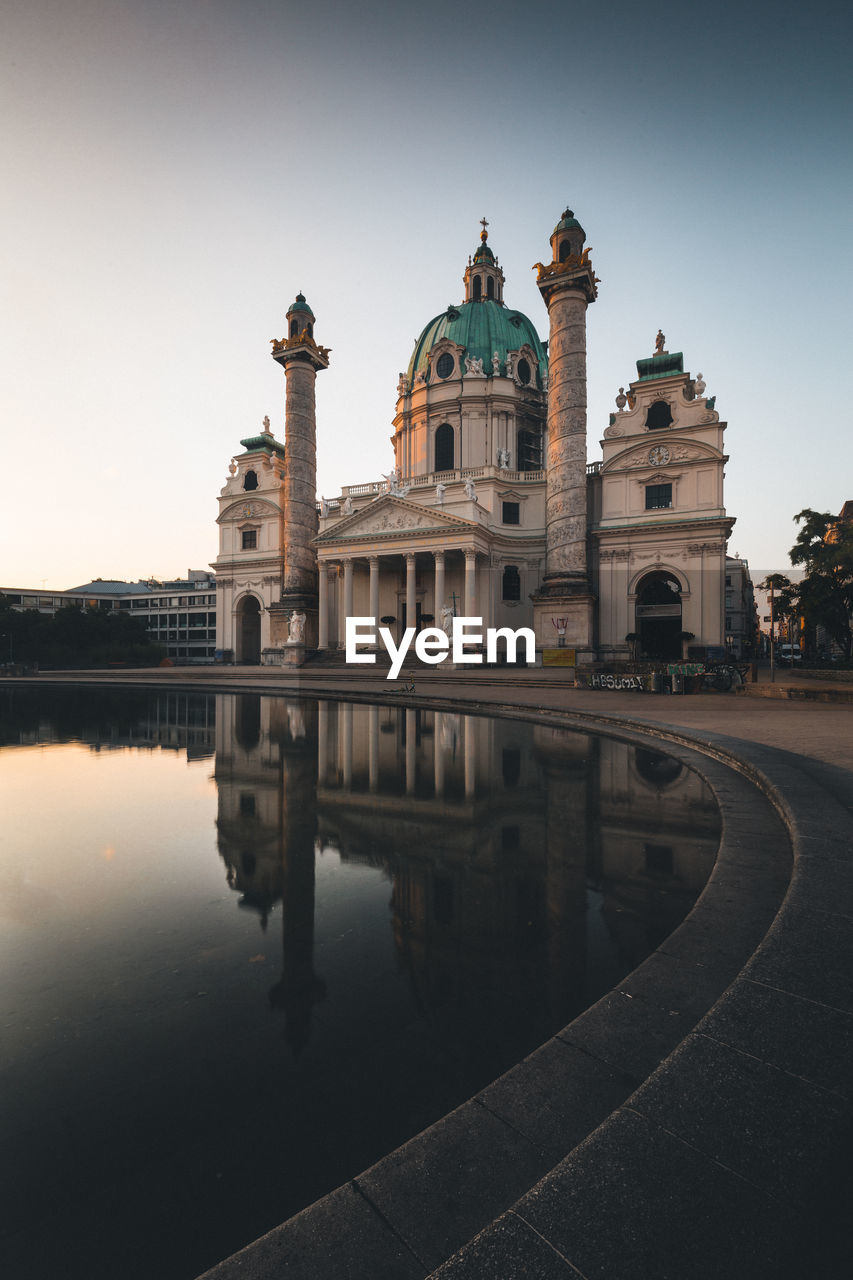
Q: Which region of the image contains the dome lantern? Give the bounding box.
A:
[463,217,505,304]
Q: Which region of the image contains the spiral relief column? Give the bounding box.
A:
[531,209,598,662]
[268,293,330,663]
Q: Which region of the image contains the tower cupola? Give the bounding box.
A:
[285,292,315,341]
[550,207,585,264]
[463,218,505,304]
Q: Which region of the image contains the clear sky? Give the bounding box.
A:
[2,0,851,588]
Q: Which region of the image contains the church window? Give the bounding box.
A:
[487,276,495,299]
[559,239,571,262]
[517,425,542,471]
[290,319,298,337]
[436,352,454,380]
[646,400,673,430]
[645,484,672,510]
[502,501,520,525]
[502,564,521,601]
[243,469,258,491]
[434,422,455,471]
[473,275,482,300]
[242,529,258,549]
[306,323,313,337]
[516,357,531,385]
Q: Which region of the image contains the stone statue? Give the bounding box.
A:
[615,387,627,410]
[228,459,237,476]
[435,482,446,506]
[440,605,454,638]
[464,355,485,376]
[655,329,666,355]
[504,352,514,380]
[383,466,401,494]
[464,477,477,501]
[397,373,409,396]
[496,447,510,469]
[319,496,328,517]
[288,611,306,644]
[491,351,501,376]
[694,372,706,396]
[397,483,410,499]
[415,370,428,386]
[262,415,271,432]
[343,495,354,515]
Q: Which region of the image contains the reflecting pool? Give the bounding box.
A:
[0,687,720,1280]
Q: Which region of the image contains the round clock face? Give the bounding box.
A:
[648,446,670,466]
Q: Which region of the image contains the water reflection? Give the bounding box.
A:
[0,687,720,1280]
[215,694,720,1055]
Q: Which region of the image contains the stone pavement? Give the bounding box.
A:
[4,668,853,1278]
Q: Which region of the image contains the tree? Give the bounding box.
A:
[788,508,853,659]
[757,574,796,660]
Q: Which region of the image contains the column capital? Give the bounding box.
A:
[464,547,477,563]
[432,549,445,564]
[406,551,417,566]
[368,554,380,568]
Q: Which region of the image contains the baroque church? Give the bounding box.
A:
[213,210,732,666]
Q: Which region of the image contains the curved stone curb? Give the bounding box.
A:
[194,694,853,1280]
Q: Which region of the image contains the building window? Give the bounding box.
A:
[243,470,258,491]
[434,422,454,471]
[502,565,521,601]
[517,426,542,471]
[435,352,454,380]
[516,357,531,385]
[487,276,495,299]
[726,616,732,630]
[559,239,571,262]
[241,529,257,550]
[645,483,672,510]
[502,501,520,525]
[645,400,673,430]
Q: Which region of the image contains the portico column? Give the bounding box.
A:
[406,553,416,630]
[464,715,476,799]
[368,704,379,792]
[342,701,352,790]
[433,712,445,797]
[317,700,328,784]
[406,708,416,795]
[342,558,353,639]
[464,549,477,617]
[368,556,380,634]
[318,563,329,650]
[433,550,445,619]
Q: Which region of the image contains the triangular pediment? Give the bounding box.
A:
[315,494,478,544]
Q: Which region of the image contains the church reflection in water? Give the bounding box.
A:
[215,694,721,1055]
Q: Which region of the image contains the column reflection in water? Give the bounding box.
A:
[215,695,721,1060]
[215,695,325,1053]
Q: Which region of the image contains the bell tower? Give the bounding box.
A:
[531,208,599,661]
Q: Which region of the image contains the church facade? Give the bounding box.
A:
[213,211,733,666]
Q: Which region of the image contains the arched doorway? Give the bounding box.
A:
[236,595,262,665]
[635,572,682,660]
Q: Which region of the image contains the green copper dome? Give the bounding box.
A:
[406,299,547,386]
[286,292,315,320]
[553,207,584,237]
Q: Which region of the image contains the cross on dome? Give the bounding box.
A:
[480,216,489,242]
